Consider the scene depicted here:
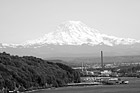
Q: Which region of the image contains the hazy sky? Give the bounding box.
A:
[0,0,140,44]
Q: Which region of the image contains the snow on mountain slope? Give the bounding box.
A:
[1,21,140,48]
[22,21,140,47]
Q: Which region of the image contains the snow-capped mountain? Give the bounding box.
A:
[1,21,140,57]
[21,21,140,47]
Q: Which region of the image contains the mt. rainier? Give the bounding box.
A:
[23,21,140,47]
[1,21,140,57]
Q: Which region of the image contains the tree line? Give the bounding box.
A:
[117,65,140,77]
[0,52,80,92]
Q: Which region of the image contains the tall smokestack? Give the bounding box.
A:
[82,62,83,72]
[101,51,104,70]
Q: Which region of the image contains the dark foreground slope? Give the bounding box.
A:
[0,52,80,91]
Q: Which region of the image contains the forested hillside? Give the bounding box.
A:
[0,52,80,91]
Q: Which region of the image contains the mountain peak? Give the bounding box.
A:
[1,21,140,48]
[56,21,98,34]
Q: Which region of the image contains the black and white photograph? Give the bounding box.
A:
[0,0,140,93]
